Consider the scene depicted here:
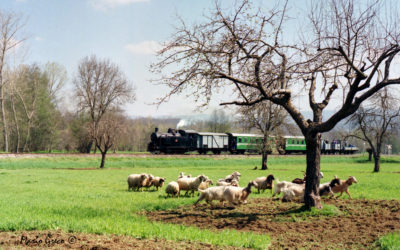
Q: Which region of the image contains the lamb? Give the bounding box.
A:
[273,180,303,197]
[281,183,305,202]
[142,174,154,190]
[292,172,324,184]
[127,173,149,192]
[253,174,275,193]
[331,176,358,199]
[178,172,192,179]
[165,181,180,198]
[319,176,341,198]
[198,178,213,190]
[177,174,207,197]
[292,174,306,184]
[222,181,258,205]
[216,179,239,187]
[151,177,166,191]
[223,171,241,183]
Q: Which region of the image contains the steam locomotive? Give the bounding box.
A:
[147,128,359,155]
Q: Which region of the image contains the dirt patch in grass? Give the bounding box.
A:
[0,230,240,249]
[146,198,400,249]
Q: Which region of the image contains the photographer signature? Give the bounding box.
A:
[19,233,77,247]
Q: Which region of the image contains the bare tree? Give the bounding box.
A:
[152,0,400,208]
[74,55,135,168]
[348,89,400,172]
[88,112,125,168]
[0,11,25,152]
[238,102,288,170]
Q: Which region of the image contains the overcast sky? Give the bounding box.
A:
[1,0,244,118]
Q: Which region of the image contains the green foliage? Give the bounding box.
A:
[7,63,63,153]
[376,232,400,250]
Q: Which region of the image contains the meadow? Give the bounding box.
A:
[0,154,399,249]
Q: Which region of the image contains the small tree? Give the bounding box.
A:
[74,55,135,168]
[348,89,400,172]
[238,102,288,170]
[88,113,125,168]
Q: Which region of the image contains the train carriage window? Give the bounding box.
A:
[244,138,247,143]
[238,138,242,143]
[297,140,299,144]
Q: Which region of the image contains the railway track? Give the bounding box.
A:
[0,153,362,159]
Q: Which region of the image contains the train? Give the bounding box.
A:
[147,128,359,155]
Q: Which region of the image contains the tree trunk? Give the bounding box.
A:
[304,133,322,209]
[367,148,372,161]
[261,134,268,170]
[261,150,268,170]
[373,153,380,172]
[10,95,20,153]
[0,85,8,152]
[100,151,106,168]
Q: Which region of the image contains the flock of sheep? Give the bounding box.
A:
[127,171,358,206]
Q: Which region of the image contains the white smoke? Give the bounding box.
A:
[176,119,186,129]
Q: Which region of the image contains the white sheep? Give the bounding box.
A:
[178,172,191,179]
[195,186,227,205]
[142,174,154,190]
[151,177,166,191]
[222,181,258,205]
[195,181,257,206]
[273,180,304,197]
[223,171,241,183]
[281,183,305,202]
[127,173,149,192]
[253,174,275,193]
[216,179,239,187]
[177,175,207,197]
[165,181,180,198]
[198,179,213,190]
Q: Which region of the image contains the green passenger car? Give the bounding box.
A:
[277,136,306,154]
[228,133,264,154]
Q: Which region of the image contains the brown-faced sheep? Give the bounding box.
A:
[151,177,166,191]
[254,174,275,193]
[319,176,341,198]
[331,176,358,199]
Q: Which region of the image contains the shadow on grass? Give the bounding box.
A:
[276,204,340,217]
[355,158,400,164]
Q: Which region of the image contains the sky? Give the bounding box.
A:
[0,0,239,118]
[1,0,398,121]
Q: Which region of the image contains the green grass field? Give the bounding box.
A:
[0,154,399,249]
